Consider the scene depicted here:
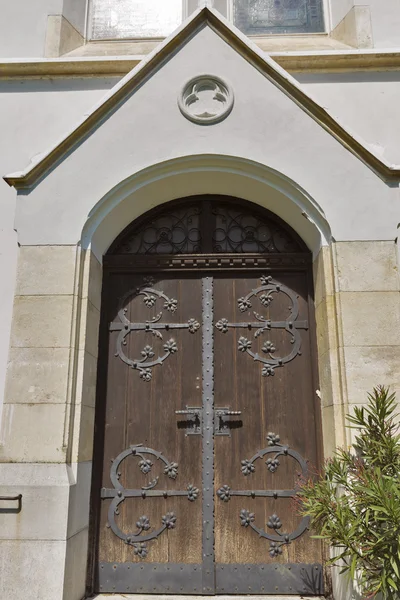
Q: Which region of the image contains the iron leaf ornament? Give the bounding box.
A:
[240,509,255,527]
[217,432,311,559]
[187,484,200,502]
[215,275,308,377]
[217,485,231,502]
[110,277,200,381]
[241,459,255,476]
[101,444,200,560]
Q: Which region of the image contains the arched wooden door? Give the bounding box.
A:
[90,196,324,596]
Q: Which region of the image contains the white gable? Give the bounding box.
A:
[10,19,399,248]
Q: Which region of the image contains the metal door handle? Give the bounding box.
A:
[215,407,242,436]
[0,494,22,514]
[175,407,202,435]
[175,407,242,436]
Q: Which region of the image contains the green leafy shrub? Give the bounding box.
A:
[298,386,400,599]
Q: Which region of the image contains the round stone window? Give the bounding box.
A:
[178,75,234,125]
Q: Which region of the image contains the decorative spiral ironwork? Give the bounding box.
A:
[101,444,200,559]
[110,277,200,381]
[212,206,301,253]
[217,433,310,558]
[115,205,202,254]
[110,199,303,255]
[215,275,308,377]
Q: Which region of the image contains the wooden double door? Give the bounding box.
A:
[93,266,324,595]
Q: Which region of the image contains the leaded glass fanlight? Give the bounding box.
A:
[233,0,324,35]
[109,198,305,255]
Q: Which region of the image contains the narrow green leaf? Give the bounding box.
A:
[387,577,398,591]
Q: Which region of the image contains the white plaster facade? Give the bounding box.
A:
[0,2,399,599]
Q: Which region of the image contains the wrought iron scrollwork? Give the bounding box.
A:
[111,200,304,256]
[101,444,199,559]
[217,433,310,558]
[215,275,308,377]
[212,205,301,253]
[116,205,202,254]
[110,277,200,381]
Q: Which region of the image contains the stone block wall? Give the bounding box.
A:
[315,241,400,456]
[314,240,400,600]
[0,245,102,600]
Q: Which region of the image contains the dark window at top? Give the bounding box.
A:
[110,198,306,255]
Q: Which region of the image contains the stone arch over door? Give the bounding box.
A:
[82,155,332,260]
[87,195,326,596]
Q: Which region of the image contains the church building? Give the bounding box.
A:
[0,1,399,599]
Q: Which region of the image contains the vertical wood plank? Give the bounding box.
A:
[98,273,203,568]
[214,271,322,570]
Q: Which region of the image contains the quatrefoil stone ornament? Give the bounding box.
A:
[178,75,234,125]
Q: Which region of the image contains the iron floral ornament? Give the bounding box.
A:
[101,444,199,559]
[215,275,308,377]
[217,433,310,558]
[110,277,200,381]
